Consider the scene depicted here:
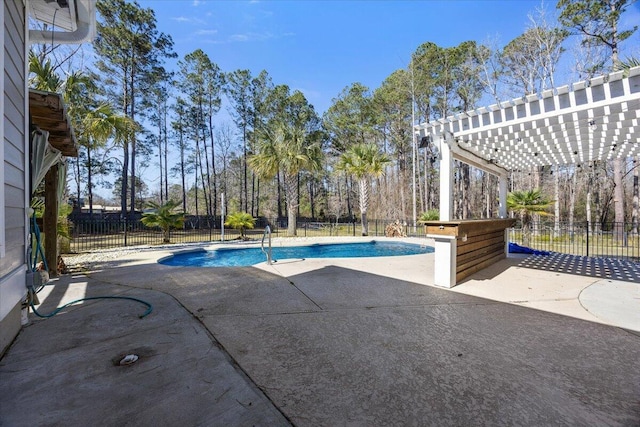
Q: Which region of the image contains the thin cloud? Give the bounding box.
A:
[171,16,207,25]
[229,32,275,42]
[195,29,218,36]
[230,34,250,42]
[225,31,294,43]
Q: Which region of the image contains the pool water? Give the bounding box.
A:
[160,241,434,267]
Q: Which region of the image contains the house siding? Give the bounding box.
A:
[2,0,25,278]
[1,0,27,356]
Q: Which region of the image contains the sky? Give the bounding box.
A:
[93,0,640,201]
[138,0,607,115]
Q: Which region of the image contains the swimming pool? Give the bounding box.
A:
[159,241,434,267]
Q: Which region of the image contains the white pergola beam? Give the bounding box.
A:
[415,66,640,171]
[414,67,640,222]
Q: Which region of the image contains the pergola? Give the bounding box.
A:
[414,66,640,221]
[414,66,640,288]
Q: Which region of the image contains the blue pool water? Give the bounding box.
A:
[160,241,434,267]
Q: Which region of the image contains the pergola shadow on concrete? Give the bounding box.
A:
[414,66,640,287]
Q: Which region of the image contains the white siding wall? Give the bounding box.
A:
[1,0,27,324]
[0,0,5,261]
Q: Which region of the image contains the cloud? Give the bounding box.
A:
[225,31,294,43]
[229,32,276,42]
[171,16,208,26]
[195,29,218,36]
[230,34,250,42]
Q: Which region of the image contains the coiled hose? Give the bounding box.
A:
[28,287,153,319]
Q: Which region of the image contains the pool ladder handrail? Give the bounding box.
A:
[261,225,273,265]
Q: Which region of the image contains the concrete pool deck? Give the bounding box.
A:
[1,237,639,425]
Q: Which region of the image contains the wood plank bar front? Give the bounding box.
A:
[424,219,516,288]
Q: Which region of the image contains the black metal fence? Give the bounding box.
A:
[67,216,639,262]
[67,217,427,253]
[508,221,640,262]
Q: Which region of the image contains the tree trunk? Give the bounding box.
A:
[179,129,187,214]
[359,178,369,236]
[158,129,164,204]
[309,179,316,219]
[87,142,93,217]
[75,157,81,212]
[613,158,625,242]
[44,165,59,278]
[164,100,169,202]
[462,163,471,219]
[297,173,301,218]
[284,173,298,236]
[195,135,210,217]
[199,114,212,217]
[194,166,199,217]
[121,142,129,217]
[243,124,248,212]
[277,170,283,218]
[129,72,137,216]
[209,116,217,218]
[346,175,352,219]
[569,168,577,237]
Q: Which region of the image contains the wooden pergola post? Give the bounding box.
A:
[44,163,59,278]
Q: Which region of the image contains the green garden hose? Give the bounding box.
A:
[28,290,153,319]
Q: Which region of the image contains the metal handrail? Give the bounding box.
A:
[261,225,273,265]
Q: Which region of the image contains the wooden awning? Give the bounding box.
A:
[29,89,78,157]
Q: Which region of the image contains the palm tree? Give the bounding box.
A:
[28,51,62,91]
[224,212,256,239]
[615,57,640,73]
[141,200,185,243]
[30,53,93,204]
[337,143,391,236]
[507,189,553,245]
[248,121,323,236]
[82,103,135,215]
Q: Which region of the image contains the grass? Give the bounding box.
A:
[511,230,640,260]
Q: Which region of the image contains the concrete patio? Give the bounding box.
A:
[1,237,639,426]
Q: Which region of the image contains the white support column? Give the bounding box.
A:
[498,175,510,256]
[432,134,457,287]
[431,235,457,288]
[498,175,508,218]
[439,136,454,221]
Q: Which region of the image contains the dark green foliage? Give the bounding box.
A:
[141,200,185,243]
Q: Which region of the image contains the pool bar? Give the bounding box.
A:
[424,219,516,288]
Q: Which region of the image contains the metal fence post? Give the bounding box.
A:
[123,217,128,247]
[586,221,589,257]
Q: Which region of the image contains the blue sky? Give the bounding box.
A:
[94,0,638,201]
[140,0,604,114]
